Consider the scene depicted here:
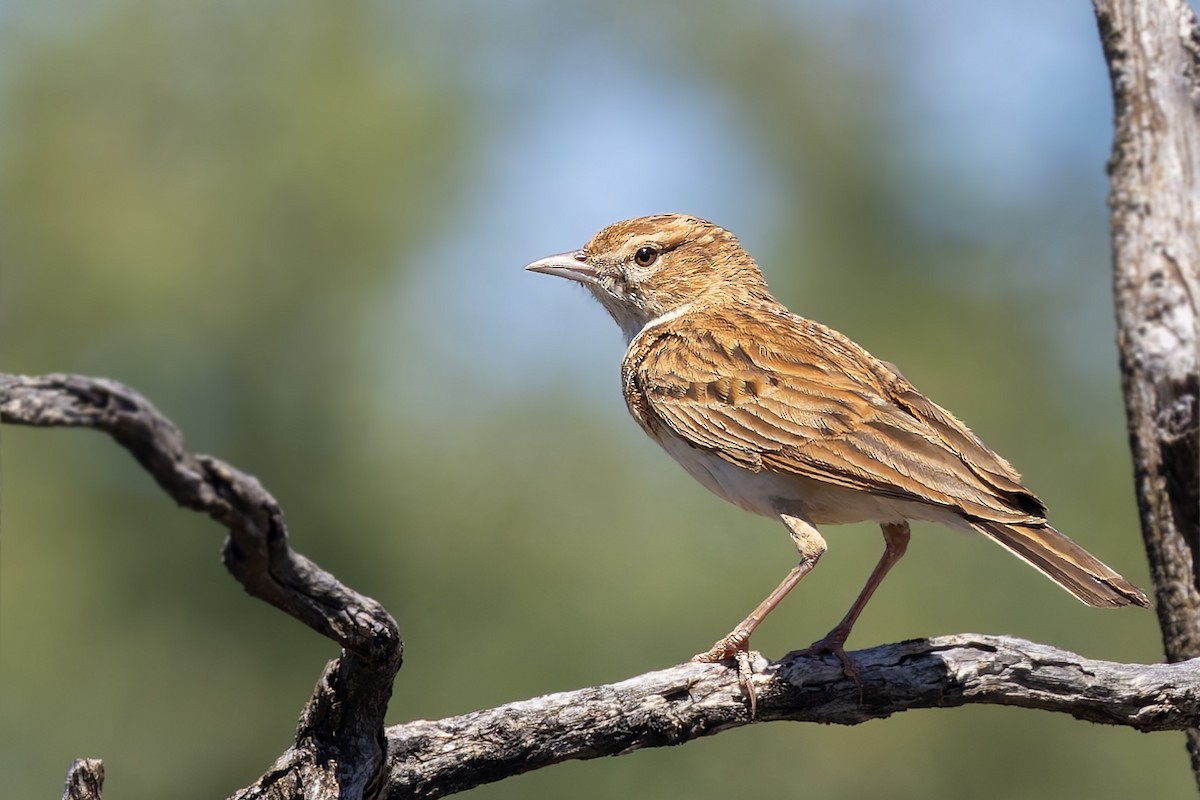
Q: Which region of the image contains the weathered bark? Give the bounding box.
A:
[3,372,1198,799]
[62,760,104,800]
[1093,0,1200,785]
[384,634,1200,800]
[0,374,402,799]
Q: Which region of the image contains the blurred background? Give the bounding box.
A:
[0,0,1184,797]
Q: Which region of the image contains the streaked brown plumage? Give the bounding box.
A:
[526,213,1148,707]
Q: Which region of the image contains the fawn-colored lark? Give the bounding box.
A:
[527,214,1147,709]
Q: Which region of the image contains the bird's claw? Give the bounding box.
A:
[792,628,862,689]
[692,630,760,716]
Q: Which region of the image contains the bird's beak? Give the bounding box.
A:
[524,250,599,286]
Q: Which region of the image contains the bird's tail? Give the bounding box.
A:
[972,521,1150,608]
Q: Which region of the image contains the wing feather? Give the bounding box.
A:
[625,307,1044,524]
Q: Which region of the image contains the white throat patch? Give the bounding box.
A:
[627,302,694,344]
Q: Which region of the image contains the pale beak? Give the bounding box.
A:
[524,250,599,286]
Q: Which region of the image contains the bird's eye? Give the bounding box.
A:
[633,245,659,267]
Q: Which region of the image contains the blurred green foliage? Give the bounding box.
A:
[0,1,1184,798]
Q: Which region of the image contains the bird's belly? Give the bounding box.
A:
[654,430,962,528]
[651,432,807,517]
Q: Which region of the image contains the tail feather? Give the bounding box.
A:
[973,521,1150,608]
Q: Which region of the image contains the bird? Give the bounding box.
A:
[525,213,1149,709]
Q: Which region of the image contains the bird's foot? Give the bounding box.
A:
[692,629,760,716]
[791,626,862,689]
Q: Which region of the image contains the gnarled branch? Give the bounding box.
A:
[1,373,1192,799]
[384,634,1200,800]
[1,373,401,799]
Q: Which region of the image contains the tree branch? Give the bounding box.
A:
[383,633,1200,800]
[62,760,104,800]
[3,372,1196,798]
[1,373,401,799]
[1093,0,1200,785]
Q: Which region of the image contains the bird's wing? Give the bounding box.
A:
[624,307,1045,524]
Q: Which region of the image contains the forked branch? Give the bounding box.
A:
[3,373,1194,800]
[3,373,401,800]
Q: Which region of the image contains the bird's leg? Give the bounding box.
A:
[798,521,910,681]
[693,513,827,714]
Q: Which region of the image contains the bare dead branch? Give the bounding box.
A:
[62,760,104,800]
[1092,0,1200,784]
[4,332,1193,800]
[1,373,400,799]
[383,633,1199,800]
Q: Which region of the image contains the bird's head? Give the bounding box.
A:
[525,214,771,341]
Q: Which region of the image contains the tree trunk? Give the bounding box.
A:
[1093,0,1200,786]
